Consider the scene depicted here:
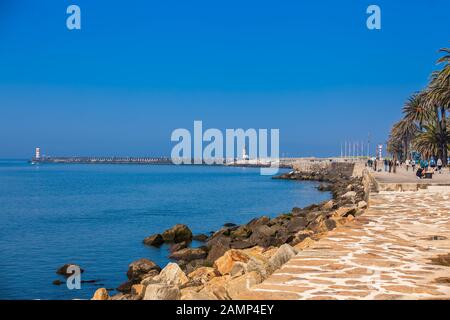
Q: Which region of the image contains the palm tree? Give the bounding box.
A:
[402,92,433,130]
[425,47,450,163]
[436,47,450,81]
[413,123,450,160]
[391,119,419,160]
[392,47,450,164]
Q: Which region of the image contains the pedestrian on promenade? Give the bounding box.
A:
[416,167,424,179]
[384,159,388,172]
[388,160,393,173]
[405,159,410,172]
[430,158,436,170]
[437,158,443,173]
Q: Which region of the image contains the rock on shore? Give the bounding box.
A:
[143,224,193,247]
[56,264,84,276]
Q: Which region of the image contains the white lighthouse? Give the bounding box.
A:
[35,147,41,160]
[242,146,249,161]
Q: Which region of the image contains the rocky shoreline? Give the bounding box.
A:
[92,165,369,300]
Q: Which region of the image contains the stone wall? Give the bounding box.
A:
[293,160,355,177]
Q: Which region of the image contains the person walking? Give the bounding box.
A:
[430,157,436,170]
[388,160,393,173]
[411,159,416,172]
[405,159,410,172]
[437,158,443,173]
[384,159,388,172]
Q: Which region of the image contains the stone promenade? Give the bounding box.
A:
[240,188,450,300]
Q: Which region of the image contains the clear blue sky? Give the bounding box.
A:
[1,0,449,158]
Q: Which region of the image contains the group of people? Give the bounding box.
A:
[413,158,445,179]
[367,157,446,179]
[367,158,399,173]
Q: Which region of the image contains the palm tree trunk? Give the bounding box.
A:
[404,137,409,161]
[441,107,448,165]
[435,106,444,160]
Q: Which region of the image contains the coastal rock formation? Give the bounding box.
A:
[143,224,193,247]
[127,258,161,283]
[169,241,188,252]
[187,267,218,284]
[143,283,181,300]
[131,284,146,299]
[143,234,164,246]
[169,247,208,261]
[214,249,251,275]
[268,244,298,270]
[162,224,193,243]
[117,258,161,293]
[92,288,109,300]
[104,164,369,301]
[154,263,189,286]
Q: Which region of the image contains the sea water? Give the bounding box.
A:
[0,160,330,299]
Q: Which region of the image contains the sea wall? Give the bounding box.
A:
[292,160,356,177]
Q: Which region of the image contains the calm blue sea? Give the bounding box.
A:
[0,160,330,300]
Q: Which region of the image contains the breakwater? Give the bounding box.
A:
[31,156,173,164]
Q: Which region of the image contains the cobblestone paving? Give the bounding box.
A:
[240,190,450,300]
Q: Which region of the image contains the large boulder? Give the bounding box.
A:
[127,259,161,283]
[169,241,188,253]
[341,191,356,199]
[214,249,251,275]
[225,271,263,299]
[91,288,109,300]
[268,244,297,270]
[116,280,133,293]
[230,226,252,239]
[155,263,189,286]
[131,284,146,299]
[143,283,181,300]
[143,234,164,246]
[293,237,315,251]
[181,259,208,275]
[188,267,218,284]
[324,218,337,231]
[199,275,231,300]
[162,224,193,243]
[331,206,356,218]
[286,216,308,233]
[292,229,314,243]
[206,237,231,264]
[169,247,207,262]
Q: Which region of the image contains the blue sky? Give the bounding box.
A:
[0,0,449,158]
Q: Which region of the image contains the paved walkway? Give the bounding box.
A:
[372,166,450,184]
[240,189,450,300]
